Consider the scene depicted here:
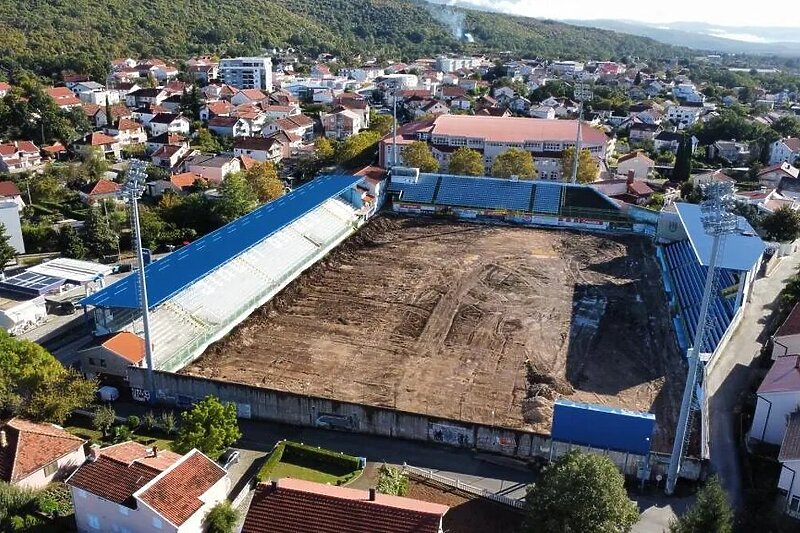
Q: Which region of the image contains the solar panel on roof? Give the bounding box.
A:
[0,271,66,297]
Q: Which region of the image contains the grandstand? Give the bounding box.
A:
[81,175,372,372]
[386,172,627,228]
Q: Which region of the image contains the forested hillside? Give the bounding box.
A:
[0,0,687,78]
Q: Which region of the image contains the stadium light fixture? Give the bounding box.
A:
[665,181,737,495]
[570,83,593,184]
[123,159,157,405]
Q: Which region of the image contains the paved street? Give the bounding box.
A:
[706,252,800,509]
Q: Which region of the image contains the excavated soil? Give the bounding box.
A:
[184,216,685,452]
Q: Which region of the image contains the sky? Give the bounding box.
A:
[439,0,800,29]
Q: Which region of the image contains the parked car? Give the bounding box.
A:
[219,448,240,470]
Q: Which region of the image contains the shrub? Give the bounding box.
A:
[126,415,140,430]
[159,411,176,434]
[111,425,133,443]
[256,441,286,482]
[205,501,239,533]
[376,464,408,496]
[142,410,157,430]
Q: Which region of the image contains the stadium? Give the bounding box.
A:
[81,170,765,473]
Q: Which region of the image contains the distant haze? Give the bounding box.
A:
[425,0,800,35]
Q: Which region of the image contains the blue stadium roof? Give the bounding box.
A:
[675,202,766,272]
[81,175,362,310]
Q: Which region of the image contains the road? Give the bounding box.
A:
[706,252,800,509]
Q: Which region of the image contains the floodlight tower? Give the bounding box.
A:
[124,159,156,404]
[665,181,738,495]
[570,83,593,184]
[391,86,399,168]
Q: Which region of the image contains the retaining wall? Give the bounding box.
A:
[129,368,703,482]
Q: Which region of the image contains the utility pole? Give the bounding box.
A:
[123,160,157,404]
[570,83,592,184]
[665,181,737,495]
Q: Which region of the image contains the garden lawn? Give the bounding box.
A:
[268,462,346,485]
[64,421,174,451]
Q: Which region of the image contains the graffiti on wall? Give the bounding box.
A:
[429,422,473,447]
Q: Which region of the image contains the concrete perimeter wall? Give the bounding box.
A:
[129,368,703,482]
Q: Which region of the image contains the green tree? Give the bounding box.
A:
[137,206,167,250]
[673,134,693,182]
[492,148,537,179]
[669,476,732,533]
[0,223,16,269]
[174,396,241,459]
[561,147,600,183]
[448,147,484,176]
[401,141,438,172]
[524,451,638,533]
[315,137,336,161]
[93,406,116,438]
[680,182,702,204]
[193,128,223,153]
[205,501,239,533]
[761,205,800,242]
[82,207,119,259]
[0,332,96,423]
[0,482,47,529]
[105,97,113,128]
[376,464,409,496]
[368,113,394,136]
[242,163,284,203]
[58,225,86,259]
[215,172,257,223]
[80,148,110,181]
[159,411,177,435]
[335,130,380,167]
[28,173,62,203]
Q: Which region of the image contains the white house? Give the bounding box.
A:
[68,442,228,533]
[778,412,800,518]
[770,138,800,165]
[666,105,702,128]
[186,154,241,184]
[208,116,251,138]
[147,113,191,137]
[0,200,24,254]
[233,137,283,163]
[616,151,655,180]
[751,355,800,445]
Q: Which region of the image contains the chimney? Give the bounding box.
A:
[88,443,101,462]
[151,445,158,458]
[627,169,635,185]
[0,430,6,448]
[368,488,376,501]
[271,480,278,489]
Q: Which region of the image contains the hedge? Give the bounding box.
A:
[256,440,361,482]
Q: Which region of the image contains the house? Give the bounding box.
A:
[751,355,800,444]
[78,331,145,380]
[185,154,241,184]
[0,418,86,489]
[152,144,191,170]
[617,151,655,179]
[0,181,25,211]
[450,97,471,111]
[654,132,699,154]
[591,172,654,205]
[759,163,800,190]
[690,170,736,187]
[46,87,82,109]
[493,86,515,103]
[241,479,448,533]
[508,96,532,114]
[735,189,795,213]
[125,88,167,108]
[530,105,556,120]
[73,132,121,160]
[0,141,41,173]
[415,101,450,119]
[233,137,283,163]
[105,119,147,147]
[71,82,119,106]
[437,85,467,102]
[170,172,206,193]
[159,94,184,113]
[79,180,121,205]
[41,142,68,161]
[770,138,800,165]
[231,89,269,106]
[208,116,251,138]
[629,122,661,143]
[666,105,702,128]
[322,109,364,140]
[146,133,188,156]
[147,113,191,136]
[778,411,800,518]
[708,140,753,165]
[773,303,800,359]
[67,442,228,533]
[261,114,315,142]
[199,101,233,122]
[82,102,130,129]
[262,103,301,121]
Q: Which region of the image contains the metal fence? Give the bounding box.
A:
[401,463,526,510]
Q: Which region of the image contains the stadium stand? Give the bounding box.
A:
[532,183,562,214]
[81,175,368,371]
[435,175,533,211]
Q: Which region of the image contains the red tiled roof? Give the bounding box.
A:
[137,450,226,526]
[758,355,800,394]
[101,332,145,364]
[239,89,268,101]
[0,418,84,483]
[115,118,142,131]
[355,165,385,182]
[238,155,259,171]
[242,479,448,533]
[628,181,654,196]
[0,82,11,92]
[46,87,81,106]
[86,179,120,196]
[68,456,161,505]
[205,101,232,116]
[171,172,204,188]
[86,132,118,146]
[0,181,21,198]
[783,137,800,152]
[42,142,66,154]
[618,151,654,164]
[430,115,607,145]
[775,302,800,338]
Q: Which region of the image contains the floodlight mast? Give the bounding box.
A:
[124,160,156,405]
[665,181,738,495]
[570,84,592,184]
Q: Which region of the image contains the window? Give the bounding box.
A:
[118,505,129,516]
[43,461,58,477]
[88,514,100,530]
[100,359,107,368]
[791,496,800,513]
[152,517,163,529]
[88,358,96,366]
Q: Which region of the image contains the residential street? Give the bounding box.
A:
[706,252,800,509]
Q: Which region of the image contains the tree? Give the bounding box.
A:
[492,148,537,179]
[105,96,113,128]
[193,128,223,153]
[524,451,638,533]
[334,130,380,167]
[93,406,116,438]
[561,147,600,183]
[215,172,257,223]
[376,464,409,496]
[58,226,86,259]
[242,163,284,203]
[174,396,241,459]
[761,205,800,242]
[448,147,484,176]
[82,207,119,259]
[138,206,167,250]
[680,182,703,204]
[634,71,642,85]
[0,223,16,269]
[369,113,394,137]
[0,482,48,529]
[159,411,177,435]
[205,501,239,533]
[401,141,439,172]
[0,332,96,423]
[315,137,335,161]
[669,476,732,533]
[673,134,693,182]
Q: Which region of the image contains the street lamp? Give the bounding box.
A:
[123,159,157,404]
[665,181,738,495]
